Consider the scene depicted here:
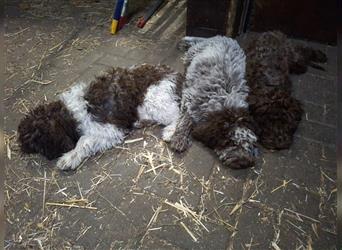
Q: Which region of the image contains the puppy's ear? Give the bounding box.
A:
[18,115,39,154]
[192,119,230,149]
[18,113,53,155]
[192,121,213,145]
[17,101,79,159]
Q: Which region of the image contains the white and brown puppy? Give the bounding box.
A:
[18,64,183,170]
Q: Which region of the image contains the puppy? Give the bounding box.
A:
[18,64,183,170]
[170,36,258,169]
[238,31,327,149]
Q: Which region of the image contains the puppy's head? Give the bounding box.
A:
[18,101,80,160]
[192,108,255,149]
[192,108,257,169]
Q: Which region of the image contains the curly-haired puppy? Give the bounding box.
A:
[238,31,327,149]
[170,36,258,169]
[18,64,182,170]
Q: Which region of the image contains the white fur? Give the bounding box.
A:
[137,73,180,141]
[180,36,249,123]
[57,83,125,170]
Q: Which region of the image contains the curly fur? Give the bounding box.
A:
[192,108,257,169]
[239,31,327,91]
[85,64,174,129]
[191,108,254,149]
[18,64,182,170]
[18,101,80,160]
[170,36,257,169]
[239,31,326,149]
[247,89,302,149]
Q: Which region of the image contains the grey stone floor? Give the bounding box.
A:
[4,0,337,249]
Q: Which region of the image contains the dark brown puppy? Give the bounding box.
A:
[238,31,327,150]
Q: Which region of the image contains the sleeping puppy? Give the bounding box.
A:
[238,31,327,149]
[18,64,183,170]
[170,36,258,169]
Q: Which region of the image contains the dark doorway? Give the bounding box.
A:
[248,0,336,44]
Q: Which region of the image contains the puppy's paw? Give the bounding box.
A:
[312,49,327,63]
[162,126,176,142]
[169,135,191,153]
[57,151,82,171]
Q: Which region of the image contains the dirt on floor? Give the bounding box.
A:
[4,0,337,249]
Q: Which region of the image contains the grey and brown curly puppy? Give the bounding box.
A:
[238,31,327,149]
[170,36,258,169]
[18,64,183,170]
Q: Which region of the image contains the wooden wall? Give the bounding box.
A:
[186,0,231,37]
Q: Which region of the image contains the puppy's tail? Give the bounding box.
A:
[289,44,327,74]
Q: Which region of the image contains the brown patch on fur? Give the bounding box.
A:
[84,64,174,129]
[192,108,254,150]
[174,72,185,100]
[17,101,80,160]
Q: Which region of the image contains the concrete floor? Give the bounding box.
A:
[4,0,337,249]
